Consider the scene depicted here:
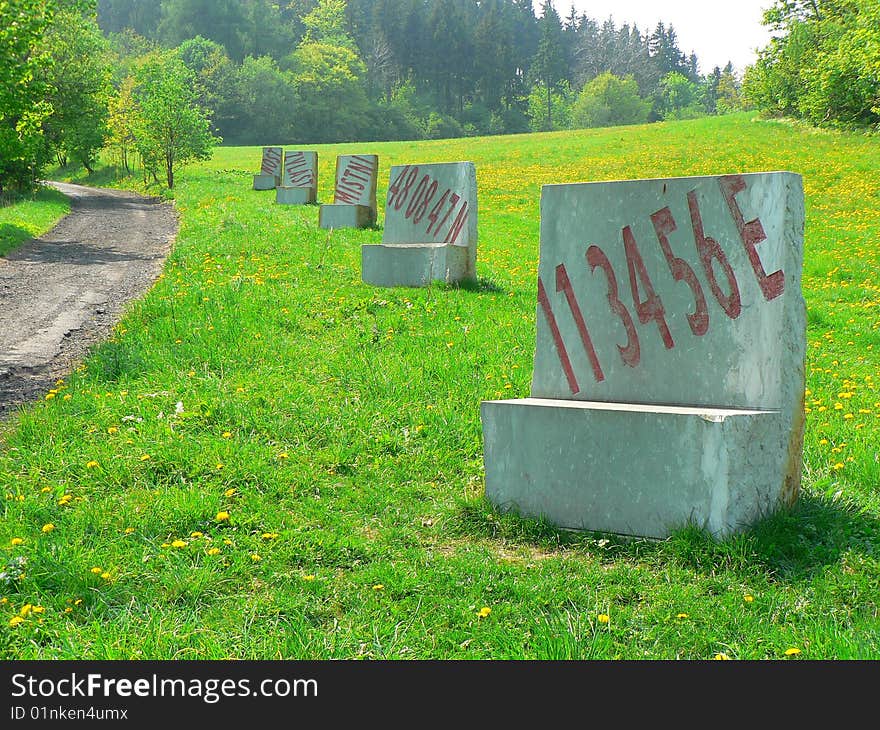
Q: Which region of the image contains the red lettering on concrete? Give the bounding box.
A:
[687,190,742,320]
[719,175,784,301]
[651,206,708,336]
[538,277,580,395]
[622,226,674,349]
[555,263,604,382]
[587,244,640,368]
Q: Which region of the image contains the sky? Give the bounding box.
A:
[564,0,776,75]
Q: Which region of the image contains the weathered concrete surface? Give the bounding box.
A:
[252,174,277,191]
[482,398,784,539]
[276,186,315,205]
[481,171,806,539]
[319,204,374,230]
[362,161,477,287]
[280,150,317,190]
[319,154,379,229]
[361,242,469,288]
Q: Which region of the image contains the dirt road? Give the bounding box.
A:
[0,182,178,418]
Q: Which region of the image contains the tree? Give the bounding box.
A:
[43,9,113,172]
[0,0,54,193]
[131,51,219,188]
[233,55,297,145]
[107,75,136,174]
[654,71,703,120]
[571,72,650,128]
[531,0,567,129]
[287,0,371,142]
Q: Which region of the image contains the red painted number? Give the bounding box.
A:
[651,206,709,336]
[622,226,674,349]
[538,277,580,395]
[587,244,640,368]
[555,263,604,382]
[411,180,438,225]
[687,190,742,320]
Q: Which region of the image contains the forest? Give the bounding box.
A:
[1,0,876,192]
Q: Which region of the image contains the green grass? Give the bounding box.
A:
[0,187,70,257]
[2,112,879,659]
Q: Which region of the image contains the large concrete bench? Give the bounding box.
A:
[252,146,282,190]
[481,172,806,539]
[319,154,379,229]
[276,150,317,205]
[362,161,477,287]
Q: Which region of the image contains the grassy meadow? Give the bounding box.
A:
[0,186,70,258]
[1,112,879,659]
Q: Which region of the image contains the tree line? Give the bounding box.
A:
[95,0,747,146]
[1,0,875,195]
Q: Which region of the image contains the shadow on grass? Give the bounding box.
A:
[452,492,880,582]
[439,276,506,294]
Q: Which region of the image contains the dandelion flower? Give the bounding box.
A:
[101,572,111,580]
[784,648,801,656]
[224,488,236,498]
[107,427,118,435]
[8,616,25,627]
[278,452,289,460]
[373,584,385,591]
[171,539,187,548]
[31,606,44,614]
[714,653,731,660]
[41,523,55,533]
[477,606,492,618]
[261,533,279,540]
[597,614,610,624]
[90,567,103,575]
[207,548,221,556]
[250,553,261,562]
[744,594,754,603]
[124,527,135,535]
[10,537,24,546]
[216,511,230,522]
[140,454,151,462]
[302,575,316,581]
[190,532,203,538]
[676,613,689,619]
[86,461,99,469]
[222,432,232,439]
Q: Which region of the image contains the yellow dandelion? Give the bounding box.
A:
[124,527,135,535]
[261,532,279,540]
[744,594,754,603]
[140,454,151,462]
[31,606,44,614]
[714,653,731,660]
[100,572,111,580]
[216,511,230,522]
[41,523,55,533]
[107,427,118,435]
[373,584,385,591]
[676,613,689,619]
[302,575,316,581]
[8,616,25,627]
[74,599,82,606]
[784,647,801,656]
[90,567,103,575]
[477,606,492,618]
[223,539,233,545]
[222,431,232,439]
[40,487,51,493]
[190,531,203,538]
[224,488,236,498]
[10,537,24,546]
[215,463,223,470]
[597,614,610,624]
[207,547,221,556]
[278,452,289,460]
[250,553,261,562]
[86,461,99,469]
[171,539,187,548]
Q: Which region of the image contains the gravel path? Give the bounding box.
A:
[0,182,178,418]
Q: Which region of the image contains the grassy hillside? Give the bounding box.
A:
[0,187,70,258]
[2,113,879,659]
